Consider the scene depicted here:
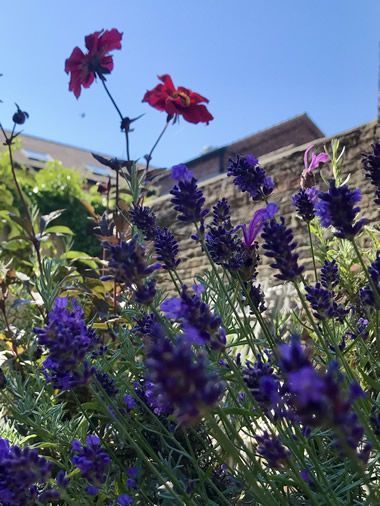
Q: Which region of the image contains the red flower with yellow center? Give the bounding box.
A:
[65,29,123,98]
[142,74,213,125]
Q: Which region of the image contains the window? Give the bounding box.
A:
[85,164,110,177]
[22,149,52,162]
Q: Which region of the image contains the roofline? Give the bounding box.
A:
[184,113,324,165]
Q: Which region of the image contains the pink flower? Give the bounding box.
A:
[65,29,123,98]
[237,203,278,246]
[304,145,328,173]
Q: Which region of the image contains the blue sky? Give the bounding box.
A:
[0,0,379,168]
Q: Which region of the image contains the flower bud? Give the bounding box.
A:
[13,104,29,125]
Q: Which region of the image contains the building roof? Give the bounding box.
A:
[1,130,145,185]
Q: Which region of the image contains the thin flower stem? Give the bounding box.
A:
[308,222,318,283]
[100,79,130,162]
[1,125,44,274]
[145,119,170,172]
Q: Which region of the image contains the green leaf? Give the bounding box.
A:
[44,225,74,235]
[39,209,65,234]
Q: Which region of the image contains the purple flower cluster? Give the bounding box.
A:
[96,371,119,397]
[278,340,370,461]
[255,431,290,468]
[244,283,266,314]
[146,335,225,425]
[261,217,304,281]
[169,164,209,224]
[243,354,280,409]
[154,226,181,270]
[0,438,54,504]
[292,186,318,222]
[34,297,98,390]
[72,435,110,496]
[305,282,348,322]
[315,179,366,239]
[226,154,274,201]
[210,198,232,229]
[205,225,244,271]
[128,203,156,241]
[320,259,339,290]
[103,237,160,304]
[161,284,226,350]
[360,251,380,309]
[362,142,380,204]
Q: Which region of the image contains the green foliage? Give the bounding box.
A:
[23,161,105,256]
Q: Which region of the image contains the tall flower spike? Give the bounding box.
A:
[128,203,156,242]
[146,336,225,425]
[227,154,274,201]
[154,227,181,271]
[160,284,226,349]
[255,432,290,469]
[142,74,213,124]
[34,297,98,390]
[315,179,366,239]
[362,142,380,204]
[65,29,123,98]
[72,436,110,496]
[103,237,160,304]
[292,187,318,222]
[169,164,209,224]
[0,438,54,504]
[261,217,304,281]
[211,198,232,229]
[320,259,339,290]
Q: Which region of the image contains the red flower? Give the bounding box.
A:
[65,29,123,98]
[142,74,213,125]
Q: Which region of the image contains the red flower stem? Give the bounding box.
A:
[145,120,170,172]
[0,124,44,275]
[100,79,130,162]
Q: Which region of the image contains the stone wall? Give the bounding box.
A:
[150,119,379,291]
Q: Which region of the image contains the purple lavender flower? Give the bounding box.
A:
[255,432,290,468]
[227,154,274,201]
[321,259,339,290]
[146,336,225,425]
[34,297,98,390]
[170,165,208,224]
[292,186,318,222]
[315,179,366,239]
[360,251,380,309]
[160,285,226,350]
[362,142,380,204]
[154,226,181,270]
[124,394,136,412]
[261,217,304,281]
[348,318,369,340]
[128,202,156,241]
[279,342,369,460]
[131,312,157,338]
[211,198,232,229]
[118,494,133,505]
[305,283,348,322]
[244,283,266,314]
[171,163,194,182]
[72,435,110,495]
[103,237,160,304]
[205,225,243,271]
[243,354,280,408]
[0,438,53,505]
[96,371,119,397]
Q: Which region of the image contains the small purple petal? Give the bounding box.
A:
[160,298,184,319]
[170,163,194,182]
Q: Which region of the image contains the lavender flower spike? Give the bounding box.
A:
[169,164,208,224]
[227,154,274,201]
[315,179,366,239]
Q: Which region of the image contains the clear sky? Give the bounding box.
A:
[0,0,379,168]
